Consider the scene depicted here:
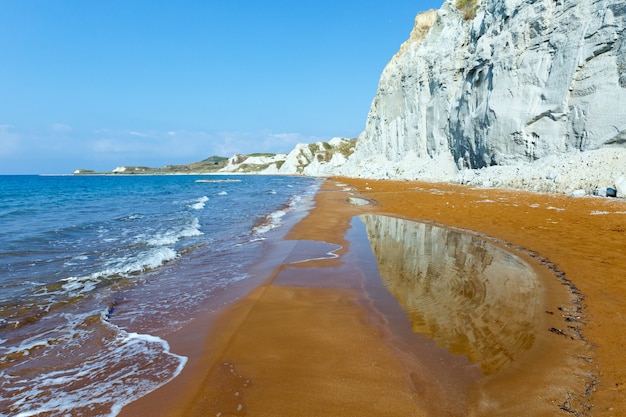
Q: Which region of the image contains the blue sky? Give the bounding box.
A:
[0,1,443,174]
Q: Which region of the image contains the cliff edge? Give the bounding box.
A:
[339,0,626,194]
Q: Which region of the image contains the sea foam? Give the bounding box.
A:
[146,218,203,246]
[189,196,209,210]
[58,246,179,296]
[5,310,187,417]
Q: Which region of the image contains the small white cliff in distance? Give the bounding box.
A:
[220,153,288,173]
[218,137,357,176]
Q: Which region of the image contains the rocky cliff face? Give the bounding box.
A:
[340,0,626,189]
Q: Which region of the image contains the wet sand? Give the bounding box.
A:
[121,178,626,417]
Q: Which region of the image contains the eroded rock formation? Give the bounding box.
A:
[340,0,626,182]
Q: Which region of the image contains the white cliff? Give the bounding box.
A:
[277,137,356,176]
[339,0,626,194]
[220,153,288,173]
[217,137,357,176]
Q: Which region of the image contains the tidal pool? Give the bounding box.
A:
[360,214,543,374]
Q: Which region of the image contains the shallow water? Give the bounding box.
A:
[360,214,543,374]
[0,174,319,417]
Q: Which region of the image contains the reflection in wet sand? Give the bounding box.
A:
[361,214,542,374]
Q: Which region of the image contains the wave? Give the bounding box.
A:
[11,217,205,329]
[57,247,179,296]
[1,309,187,417]
[250,181,319,237]
[0,175,322,417]
[145,218,203,246]
[189,196,209,210]
[117,214,143,222]
[251,192,306,236]
[252,207,288,236]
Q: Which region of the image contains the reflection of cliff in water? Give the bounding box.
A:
[361,215,542,374]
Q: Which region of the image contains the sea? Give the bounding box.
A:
[0,174,320,417]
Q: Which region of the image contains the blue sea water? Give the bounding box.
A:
[0,174,319,417]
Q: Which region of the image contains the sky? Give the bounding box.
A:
[0,1,443,174]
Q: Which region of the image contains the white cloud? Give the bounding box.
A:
[50,123,73,133]
[129,131,155,137]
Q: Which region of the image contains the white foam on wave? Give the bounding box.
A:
[119,214,142,221]
[238,237,266,245]
[251,182,320,237]
[97,247,179,277]
[289,194,303,208]
[39,217,203,298]
[180,217,203,238]
[189,196,209,210]
[218,191,228,196]
[4,310,187,417]
[252,208,288,236]
[125,247,178,271]
[58,247,179,296]
[5,337,51,356]
[61,276,99,293]
[0,311,95,359]
[146,218,203,246]
[146,234,179,246]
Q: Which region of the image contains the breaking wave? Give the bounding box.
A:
[1,309,186,417]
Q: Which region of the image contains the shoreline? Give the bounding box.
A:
[342,177,625,416]
[120,177,625,416]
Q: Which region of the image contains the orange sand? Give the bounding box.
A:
[120,178,626,417]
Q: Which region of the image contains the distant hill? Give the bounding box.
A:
[73,138,357,176]
[74,155,229,175]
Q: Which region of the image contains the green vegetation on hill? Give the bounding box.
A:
[312,138,358,164]
[246,153,276,157]
[74,155,229,175]
[336,138,358,158]
[238,163,271,172]
[160,155,228,173]
[456,0,478,20]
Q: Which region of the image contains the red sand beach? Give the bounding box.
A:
[120,177,626,417]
